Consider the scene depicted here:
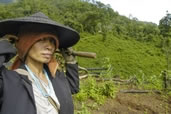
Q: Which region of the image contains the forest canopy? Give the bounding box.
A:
[0,0,171,78]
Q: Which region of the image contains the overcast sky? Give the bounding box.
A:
[98,0,171,25]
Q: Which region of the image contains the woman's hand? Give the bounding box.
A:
[60,48,77,64]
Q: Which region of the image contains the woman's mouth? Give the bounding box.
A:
[42,53,52,59]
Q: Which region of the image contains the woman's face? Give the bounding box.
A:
[26,34,56,64]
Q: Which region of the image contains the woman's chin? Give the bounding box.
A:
[40,58,51,64]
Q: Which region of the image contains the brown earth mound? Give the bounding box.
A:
[91,92,171,114]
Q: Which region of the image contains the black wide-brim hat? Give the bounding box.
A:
[0,12,80,48]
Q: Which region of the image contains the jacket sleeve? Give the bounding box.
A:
[0,76,2,110]
[0,40,16,63]
[0,40,16,109]
[65,63,79,94]
[0,65,5,110]
[0,57,5,110]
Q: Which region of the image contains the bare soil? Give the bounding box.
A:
[90,92,171,114]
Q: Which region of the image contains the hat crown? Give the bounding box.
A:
[0,12,80,48]
[30,12,49,19]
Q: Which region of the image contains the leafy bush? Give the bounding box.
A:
[135,70,163,90]
[73,77,118,104]
[99,57,114,78]
[74,103,91,114]
[99,80,117,98]
[73,77,118,113]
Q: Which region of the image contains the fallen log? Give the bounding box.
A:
[86,68,108,71]
[119,90,161,94]
[95,77,137,84]
[79,74,88,79]
[96,78,127,82]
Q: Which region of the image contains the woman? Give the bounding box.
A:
[0,12,80,114]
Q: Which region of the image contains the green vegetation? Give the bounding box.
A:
[0,0,171,112]
[73,77,118,113]
[76,33,166,78]
[0,0,167,78]
[74,77,118,104]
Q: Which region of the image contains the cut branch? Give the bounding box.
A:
[120,90,161,94]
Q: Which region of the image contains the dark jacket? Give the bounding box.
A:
[0,40,79,114]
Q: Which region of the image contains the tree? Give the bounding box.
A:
[159,12,171,37]
[159,12,171,72]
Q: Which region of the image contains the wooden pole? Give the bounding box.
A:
[162,70,167,89]
[56,50,96,58]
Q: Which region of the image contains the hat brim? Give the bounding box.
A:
[0,17,80,48]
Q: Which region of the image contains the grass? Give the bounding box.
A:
[75,32,166,79]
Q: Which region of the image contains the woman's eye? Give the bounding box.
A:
[49,39,56,44]
[40,38,47,41]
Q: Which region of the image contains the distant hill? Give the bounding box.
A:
[0,0,15,3]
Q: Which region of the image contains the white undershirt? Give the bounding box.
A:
[32,79,60,114]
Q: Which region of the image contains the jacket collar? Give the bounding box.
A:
[17,62,54,82]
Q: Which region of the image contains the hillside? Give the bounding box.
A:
[0,0,170,113]
[75,33,166,79]
[0,0,166,79]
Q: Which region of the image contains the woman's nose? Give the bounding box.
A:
[46,40,55,51]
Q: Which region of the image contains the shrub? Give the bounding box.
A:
[74,77,118,104]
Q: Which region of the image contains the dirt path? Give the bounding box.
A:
[91,92,171,114]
